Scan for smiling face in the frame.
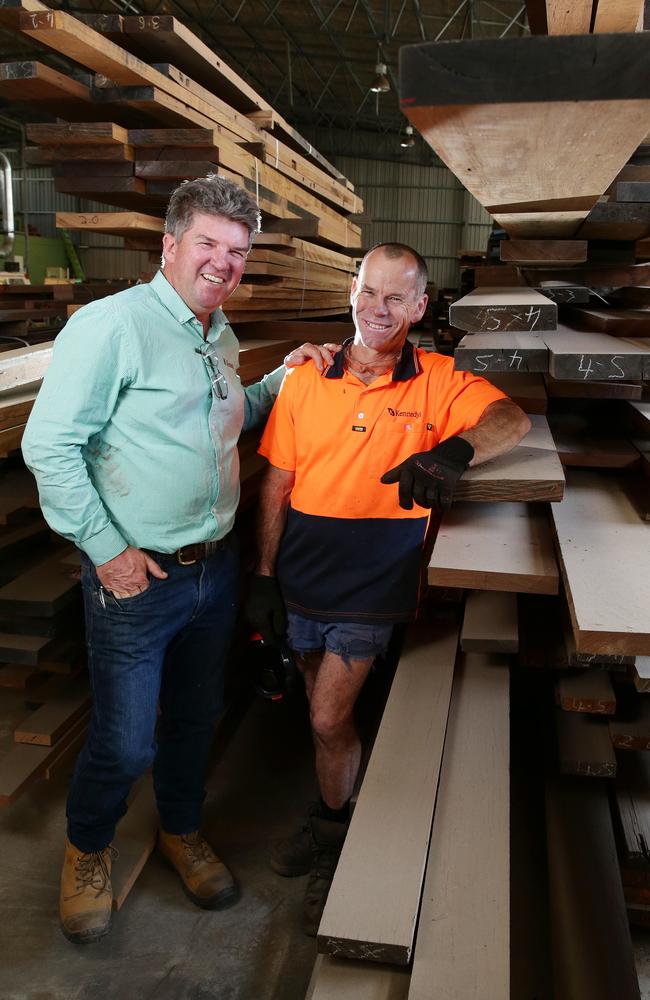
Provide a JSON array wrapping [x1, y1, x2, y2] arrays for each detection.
[[161, 211, 250, 325], [350, 248, 428, 357]]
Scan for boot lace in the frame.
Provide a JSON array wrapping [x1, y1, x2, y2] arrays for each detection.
[[66, 846, 118, 901], [180, 833, 217, 869]]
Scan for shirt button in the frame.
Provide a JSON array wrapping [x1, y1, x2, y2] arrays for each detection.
[[358, 412, 365, 419]]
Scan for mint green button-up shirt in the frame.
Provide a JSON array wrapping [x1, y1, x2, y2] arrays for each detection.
[[22, 271, 284, 565]]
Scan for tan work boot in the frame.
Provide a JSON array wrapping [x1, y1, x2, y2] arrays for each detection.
[[59, 838, 115, 944], [157, 830, 239, 910]]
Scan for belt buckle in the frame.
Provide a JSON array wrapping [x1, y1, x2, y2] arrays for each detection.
[[176, 547, 197, 566]]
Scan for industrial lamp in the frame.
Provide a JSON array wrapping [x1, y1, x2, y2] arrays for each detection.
[[370, 62, 390, 93], [400, 125, 416, 148]]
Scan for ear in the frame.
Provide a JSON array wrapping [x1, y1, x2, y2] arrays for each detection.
[[350, 274, 358, 306], [162, 232, 176, 264], [411, 293, 428, 324]]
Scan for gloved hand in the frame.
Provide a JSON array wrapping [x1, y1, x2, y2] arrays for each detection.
[[245, 573, 287, 647], [380, 435, 475, 511]]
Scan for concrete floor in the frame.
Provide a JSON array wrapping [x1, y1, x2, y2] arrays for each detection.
[[0, 690, 320, 1000]]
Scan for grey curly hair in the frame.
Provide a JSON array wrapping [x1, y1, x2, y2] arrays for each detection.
[[165, 174, 261, 245]]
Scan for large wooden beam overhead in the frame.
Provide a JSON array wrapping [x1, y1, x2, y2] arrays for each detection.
[[400, 34, 650, 238]]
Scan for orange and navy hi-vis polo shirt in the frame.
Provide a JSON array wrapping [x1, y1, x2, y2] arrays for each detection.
[[258, 339, 506, 624]]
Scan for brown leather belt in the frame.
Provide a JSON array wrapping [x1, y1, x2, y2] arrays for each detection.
[[147, 536, 229, 566]]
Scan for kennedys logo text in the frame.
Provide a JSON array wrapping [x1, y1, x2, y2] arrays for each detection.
[[387, 407, 421, 418]]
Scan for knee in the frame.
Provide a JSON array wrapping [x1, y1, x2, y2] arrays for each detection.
[[310, 707, 348, 746], [90, 737, 155, 783]]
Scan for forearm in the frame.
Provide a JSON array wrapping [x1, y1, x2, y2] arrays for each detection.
[[243, 366, 284, 431], [255, 464, 295, 575], [458, 399, 531, 467]]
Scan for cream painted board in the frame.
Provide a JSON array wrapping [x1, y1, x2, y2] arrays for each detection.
[[429, 502, 559, 594], [408, 652, 509, 1000]]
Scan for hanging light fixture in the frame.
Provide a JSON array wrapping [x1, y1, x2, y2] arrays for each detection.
[[400, 125, 416, 148], [370, 61, 390, 93]]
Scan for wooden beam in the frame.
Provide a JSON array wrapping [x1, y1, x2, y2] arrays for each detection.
[[306, 955, 409, 1000], [449, 287, 556, 333], [555, 710, 617, 778], [593, 0, 645, 32], [400, 34, 650, 238], [610, 700, 650, 751], [111, 775, 157, 910], [0, 711, 89, 805], [454, 332, 548, 374], [551, 470, 650, 656], [545, 775, 640, 999], [545, 0, 592, 32], [317, 617, 459, 964], [460, 589, 518, 653], [408, 652, 509, 1000], [14, 677, 90, 746], [500, 239, 588, 265], [0, 342, 53, 392], [543, 326, 650, 381], [483, 372, 548, 414], [455, 413, 565, 503], [56, 211, 164, 239], [557, 670, 616, 715], [428, 502, 559, 594]]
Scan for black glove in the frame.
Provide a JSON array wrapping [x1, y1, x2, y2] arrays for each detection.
[[380, 436, 475, 511], [245, 572, 287, 647]]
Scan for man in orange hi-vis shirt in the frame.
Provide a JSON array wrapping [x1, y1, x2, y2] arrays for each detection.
[[246, 242, 530, 934]]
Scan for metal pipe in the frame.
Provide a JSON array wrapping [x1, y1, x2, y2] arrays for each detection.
[[0, 151, 15, 257]]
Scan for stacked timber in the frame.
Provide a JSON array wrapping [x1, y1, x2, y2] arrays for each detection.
[[342, 21, 650, 1000], [2, 0, 363, 325]]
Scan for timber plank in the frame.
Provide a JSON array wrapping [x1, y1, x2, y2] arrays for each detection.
[[543, 326, 650, 381], [556, 710, 617, 778], [449, 287, 556, 333], [460, 589, 518, 653], [454, 332, 548, 374], [0, 468, 38, 525], [0, 711, 89, 805], [317, 617, 459, 964], [0, 632, 56, 666], [408, 652, 509, 1000], [56, 211, 164, 239], [593, 0, 644, 31], [0, 61, 90, 102], [546, 0, 592, 32], [0, 519, 49, 559], [613, 751, 650, 863], [565, 307, 650, 339], [634, 657, 650, 693], [483, 372, 548, 414], [14, 677, 90, 746], [400, 34, 650, 238], [545, 376, 643, 401], [610, 700, 650, 751], [454, 414, 565, 503], [26, 122, 129, 145], [500, 239, 587, 265], [306, 955, 409, 1000], [0, 342, 53, 391], [551, 470, 650, 656], [0, 552, 79, 616], [546, 775, 640, 1000], [557, 670, 616, 715], [428, 502, 558, 594]]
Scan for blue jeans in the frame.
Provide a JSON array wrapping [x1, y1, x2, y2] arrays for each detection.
[[67, 536, 239, 853], [286, 612, 394, 662]]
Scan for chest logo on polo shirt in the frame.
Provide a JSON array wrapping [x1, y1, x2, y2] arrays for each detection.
[[387, 407, 421, 418]]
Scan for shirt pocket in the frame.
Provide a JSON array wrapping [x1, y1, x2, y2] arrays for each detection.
[[370, 421, 436, 478]]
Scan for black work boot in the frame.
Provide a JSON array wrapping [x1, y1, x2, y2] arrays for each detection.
[[302, 813, 348, 936], [270, 819, 312, 877]]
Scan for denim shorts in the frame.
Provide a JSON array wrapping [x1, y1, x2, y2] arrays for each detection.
[[286, 611, 393, 661]]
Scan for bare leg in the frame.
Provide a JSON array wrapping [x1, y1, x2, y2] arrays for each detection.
[[308, 650, 374, 809]]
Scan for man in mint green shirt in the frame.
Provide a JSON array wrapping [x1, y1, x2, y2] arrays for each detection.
[[22, 175, 337, 944]]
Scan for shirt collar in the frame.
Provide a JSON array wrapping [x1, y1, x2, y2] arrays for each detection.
[[325, 337, 421, 382], [150, 270, 227, 336]]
